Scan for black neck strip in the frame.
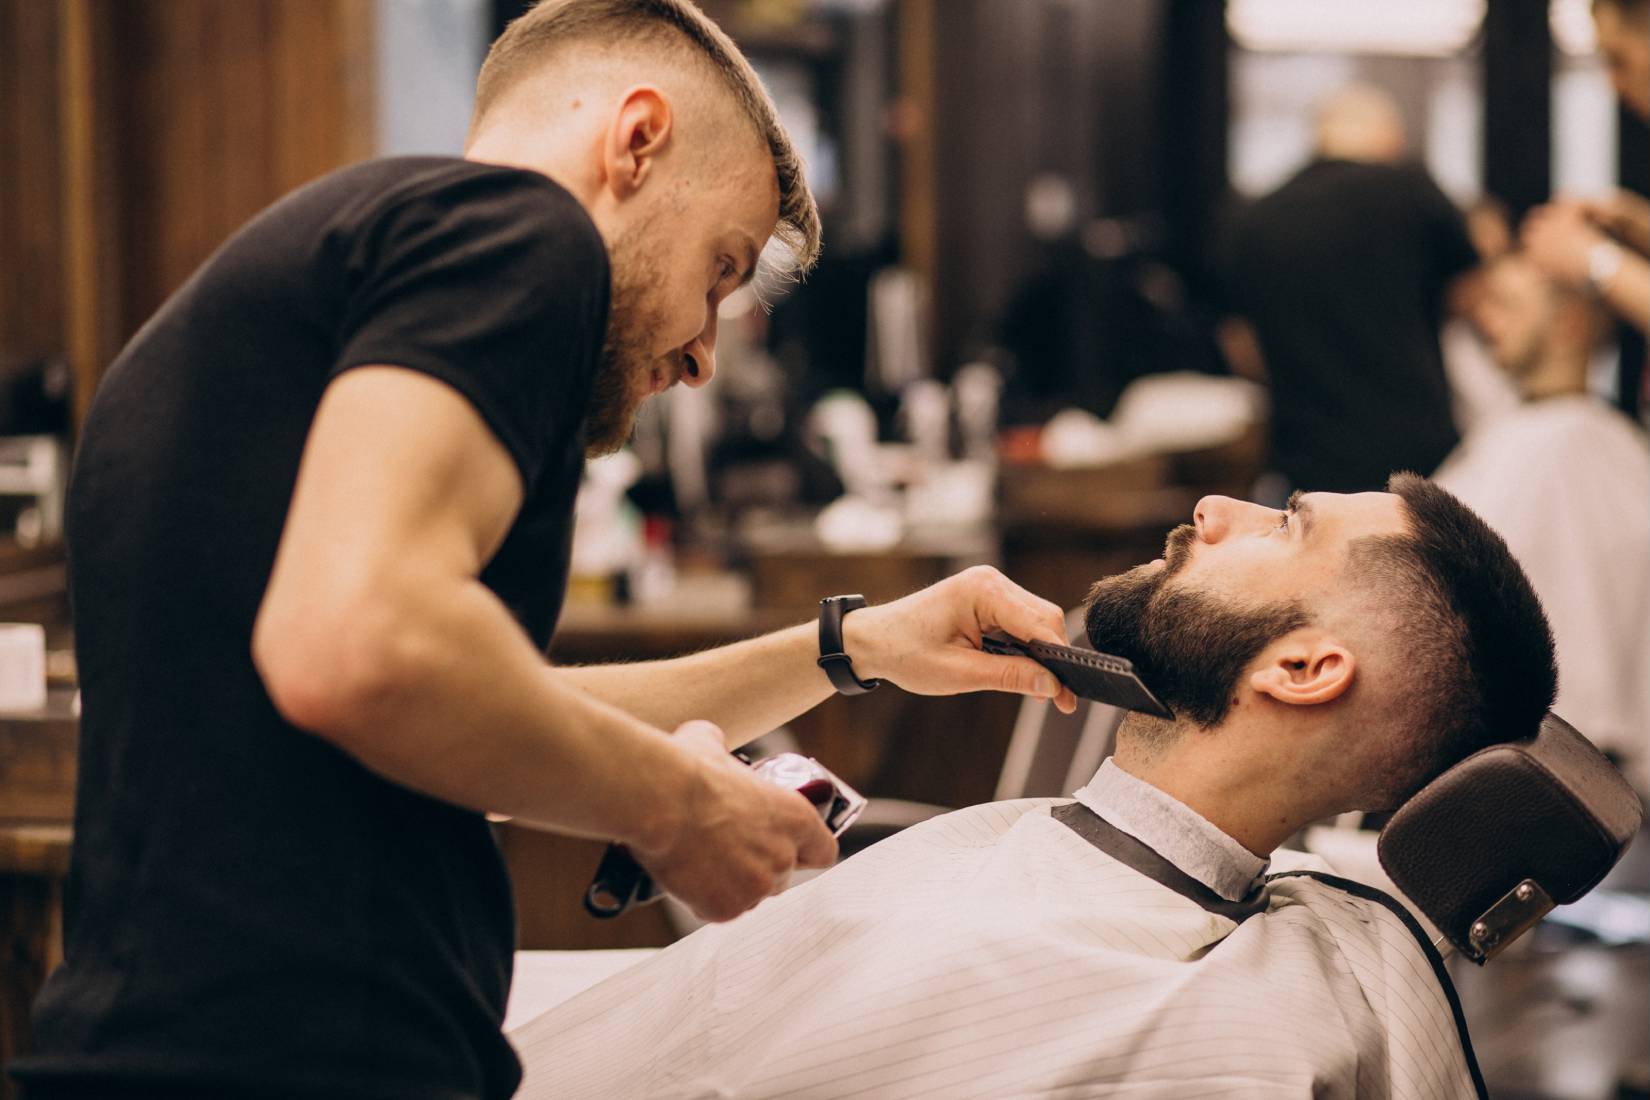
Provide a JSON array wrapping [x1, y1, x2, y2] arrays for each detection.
[[1051, 801, 1269, 921]]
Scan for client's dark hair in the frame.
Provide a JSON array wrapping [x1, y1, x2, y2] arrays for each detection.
[[1352, 473, 1556, 802]]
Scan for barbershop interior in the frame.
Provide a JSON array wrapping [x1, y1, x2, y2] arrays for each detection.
[[1, 0, 1648, 1097]]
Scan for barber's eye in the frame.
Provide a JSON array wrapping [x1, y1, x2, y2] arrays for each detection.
[[718, 258, 736, 283]]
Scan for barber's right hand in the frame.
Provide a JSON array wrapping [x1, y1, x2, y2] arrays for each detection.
[[630, 720, 839, 923], [1581, 190, 1650, 255]]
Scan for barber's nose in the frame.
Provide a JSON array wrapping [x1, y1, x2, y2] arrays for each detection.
[[1194, 495, 1273, 543], [681, 312, 718, 389]]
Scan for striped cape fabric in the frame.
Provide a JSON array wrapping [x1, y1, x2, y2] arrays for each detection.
[[514, 798, 1483, 1099]]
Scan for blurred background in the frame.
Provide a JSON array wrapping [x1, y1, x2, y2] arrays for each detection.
[[0, 2, 1646, 1097]]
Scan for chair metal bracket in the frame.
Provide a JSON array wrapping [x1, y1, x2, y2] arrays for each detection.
[[1466, 878, 1554, 962]]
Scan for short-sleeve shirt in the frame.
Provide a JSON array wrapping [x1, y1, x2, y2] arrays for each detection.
[[1225, 159, 1480, 492], [13, 157, 611, 1099]]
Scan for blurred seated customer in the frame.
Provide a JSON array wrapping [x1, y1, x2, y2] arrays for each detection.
[[1436, 252, 1649, 793], [514, 476, 1554, 1100], [1443, 195, 1522, 433], [1222, 85, 1478, 493]]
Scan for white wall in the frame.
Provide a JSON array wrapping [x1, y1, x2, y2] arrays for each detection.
[[376, 0, 490, 157]]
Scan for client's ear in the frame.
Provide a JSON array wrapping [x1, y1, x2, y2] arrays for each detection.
[[1249, 629, 1355, 707]]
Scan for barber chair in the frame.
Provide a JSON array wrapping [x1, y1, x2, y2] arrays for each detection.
[[1378, 711, 1644, 963]]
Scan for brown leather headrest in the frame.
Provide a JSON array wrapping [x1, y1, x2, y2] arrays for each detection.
[[1377, 711, 1644, 963]]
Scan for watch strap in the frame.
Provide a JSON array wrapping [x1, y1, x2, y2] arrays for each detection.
[[1588, 240, 1625, 294], [818, 595, 881, 695]]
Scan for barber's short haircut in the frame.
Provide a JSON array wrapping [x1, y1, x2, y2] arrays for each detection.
[[1351, 473, 1557, 803], [473, 0, 821, 273]]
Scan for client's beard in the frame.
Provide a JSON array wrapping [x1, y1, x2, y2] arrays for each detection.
[[585, 219, 671, 458], [1084, 527, 1307, 729]]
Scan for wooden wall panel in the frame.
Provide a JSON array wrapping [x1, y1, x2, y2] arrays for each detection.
[[115, 0, 376, 335], [0, 1, 66, 366], [58, 0, 125, 427], [52, 0, 376, 417], [896, 0, 935, 314]]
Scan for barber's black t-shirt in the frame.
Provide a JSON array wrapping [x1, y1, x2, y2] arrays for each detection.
[[13, 158, 610, 1098], [1225, 159, 1479, 492]]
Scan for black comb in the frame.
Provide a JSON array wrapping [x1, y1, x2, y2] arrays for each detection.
[[981, 634, 1173, 719]]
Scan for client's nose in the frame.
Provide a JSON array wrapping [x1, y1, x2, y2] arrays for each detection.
[[1193, 495, 1237, 542], [1194, 495, 1275, 543]]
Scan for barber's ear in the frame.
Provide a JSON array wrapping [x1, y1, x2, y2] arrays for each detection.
[[1248, 631, 1355, 707], [603, 86, 672, 198]]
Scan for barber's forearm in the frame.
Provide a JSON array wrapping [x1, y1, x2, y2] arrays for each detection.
[[555, 568, 1078, 741], [556, 622, 838, 748], [256, 578, 694, 853], [1603, 254, 1650, 333]]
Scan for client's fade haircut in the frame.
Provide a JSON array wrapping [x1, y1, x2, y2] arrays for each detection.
[[1355, 473, 1557, 802], [472, 0, 822, 273]]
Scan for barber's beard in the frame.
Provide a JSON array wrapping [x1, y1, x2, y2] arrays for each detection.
[[1083, 528, 1307, 729], [585, 219, 674, 458]]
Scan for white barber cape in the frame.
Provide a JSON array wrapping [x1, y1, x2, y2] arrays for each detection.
[[514, 766, 1482, 1100], [1435, 394, 1650, 795]]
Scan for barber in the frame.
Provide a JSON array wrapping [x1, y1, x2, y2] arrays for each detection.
[[12, 3, 1073, 1099], [1522, 0, 1650, 334]]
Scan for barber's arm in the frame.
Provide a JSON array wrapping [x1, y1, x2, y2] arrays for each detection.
[[253, 366, 835, 921], [556, 566, 1079, 747], [1524, 199, 1650, 333], [1582, 189, 1650, 257]]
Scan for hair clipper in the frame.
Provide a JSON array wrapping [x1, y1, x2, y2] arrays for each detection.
[[584, 752, 866, 919]]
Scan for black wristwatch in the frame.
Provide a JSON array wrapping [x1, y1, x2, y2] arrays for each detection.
[[817, 595, 881, 695]]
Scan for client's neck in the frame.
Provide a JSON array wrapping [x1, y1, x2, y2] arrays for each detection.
[[1517, 351, 1589, 402], [1111, 717, 1320, 858]]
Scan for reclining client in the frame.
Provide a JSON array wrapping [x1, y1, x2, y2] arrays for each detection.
[[514, 473, 1556, 1100]]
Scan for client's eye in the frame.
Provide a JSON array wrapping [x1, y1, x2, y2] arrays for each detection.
[[1275, 511, 1291, 531]]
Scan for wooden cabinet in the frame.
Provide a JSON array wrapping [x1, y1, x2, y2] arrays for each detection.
[[0, 692, 76, 1096]]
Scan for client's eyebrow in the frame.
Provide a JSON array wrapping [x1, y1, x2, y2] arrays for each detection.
[[1286, 490, 1316, 542]]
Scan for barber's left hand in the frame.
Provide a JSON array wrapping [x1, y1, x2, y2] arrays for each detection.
[[840, 565, 1078, 713]]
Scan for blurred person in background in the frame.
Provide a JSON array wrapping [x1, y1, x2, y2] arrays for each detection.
[[1594, 0, 1650, 121], [1464, 194, 1517, 263], [1522, 0, 1650, 334], [1442, 195, 1522, 434], [1435, 252, 1649, 794], [1524, 193, 1650, 335], [1221, 85, 1479, 494]]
